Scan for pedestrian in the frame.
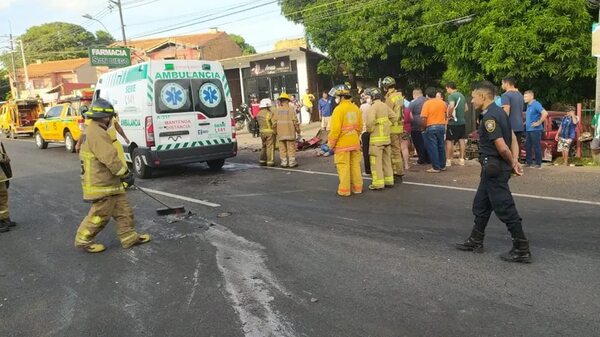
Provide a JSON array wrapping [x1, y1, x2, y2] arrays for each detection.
[[360, 90, 372, 175], [272, 93, 301, 168], [326, 84, 363, 197], [290, 94, 301, 123], [591, 110, 600, 164], [501, 77, 525, 144], [301, 89, 315, 123], [364, 87, 394, 190], [420, 87, 448, 173], [456, 81, 531, 263], [250, 94, 260, 118], [318, 90, 333, 131], [523, 90, 548, 168], [445, 82, 468, 167], [74, 98, 151, 253], [555, 106, 578, 166], [382, 76, 405, 180], [257, 98, 276, 167], [0, 143, 15, 233], [408, 88, 430, 165], [400, 90, 412, 171]]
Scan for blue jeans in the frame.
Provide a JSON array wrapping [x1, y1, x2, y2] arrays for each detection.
[[525, 130, 542, 166], [424, 125, 447, 170]]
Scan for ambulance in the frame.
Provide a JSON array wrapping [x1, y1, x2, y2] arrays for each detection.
[[93, 60, 237, 178]]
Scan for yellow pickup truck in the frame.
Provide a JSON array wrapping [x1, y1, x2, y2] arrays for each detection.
[[0, 99, 43, 138], [33, 103, 85, 152]]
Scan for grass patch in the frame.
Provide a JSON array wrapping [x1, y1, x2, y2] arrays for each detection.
[[553, 156, 599, 166]]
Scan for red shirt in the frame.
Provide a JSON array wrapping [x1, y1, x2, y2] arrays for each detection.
[[250, 103, 260, 118]]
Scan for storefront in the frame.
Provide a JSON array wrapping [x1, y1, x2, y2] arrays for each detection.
[[220, 47, 328, 121]]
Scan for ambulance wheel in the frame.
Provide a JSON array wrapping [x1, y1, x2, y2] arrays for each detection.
[[207, 159, 225, 170], [65, 132, 76, 153], [132, 148, 152, 179], [35, 131, 48, 149]]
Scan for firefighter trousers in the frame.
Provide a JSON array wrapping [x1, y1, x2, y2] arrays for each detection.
[[75, 193, 142, 249], [0, 182, 9, 220], [260, 133, 275, 166], [369, 144, 393, 189], [334, 150, 363, 196], [390, 134, 404, 176], [278, 140, 297, 166]]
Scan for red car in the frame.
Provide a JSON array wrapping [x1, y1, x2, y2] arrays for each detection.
[[467, 111, 569, 162]]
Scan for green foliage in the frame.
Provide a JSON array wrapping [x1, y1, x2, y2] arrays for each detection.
[[0, 68, 10, 100], [279, 0, 597, 103], [229, 34, 257, 55], [0, 22, 116, 71]]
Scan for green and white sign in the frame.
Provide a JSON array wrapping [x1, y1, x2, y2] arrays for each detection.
[[88, 47, 131, 68]]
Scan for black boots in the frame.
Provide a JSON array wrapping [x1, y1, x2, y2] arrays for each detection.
[[500, 238, 532, 264], [456, 229, 485, 252], [0, 219, 9, 233]]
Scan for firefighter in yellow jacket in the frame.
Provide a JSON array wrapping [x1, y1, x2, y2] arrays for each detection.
[[74, 98, 150, 253], [272, 93, 300, 168], [0, 144, 16, 233], [365, 88, 395, 190], [326, 84, 363, 197], [257, 98, 276, 166], [382, 76, 405, 180]]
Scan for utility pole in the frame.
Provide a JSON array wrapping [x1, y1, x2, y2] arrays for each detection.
[[110, 0, 127, 46], [8, 30, 19, 99], [18, 40, 31, 98]]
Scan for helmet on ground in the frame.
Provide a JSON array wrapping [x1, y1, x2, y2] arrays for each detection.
[[85, 98, 115, 119], [259, 98, 273, 108], [381, 76, 396, 89], [332, 84, 351, 97], [278, 93, 291, 101], [364, 87, 383, 100]]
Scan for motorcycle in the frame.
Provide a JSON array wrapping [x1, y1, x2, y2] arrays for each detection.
[[234, 103, 259, 136]]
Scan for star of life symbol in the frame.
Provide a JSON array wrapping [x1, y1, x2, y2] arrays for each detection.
[[199, 82, 221, 108], [161, 83, 186, 109]]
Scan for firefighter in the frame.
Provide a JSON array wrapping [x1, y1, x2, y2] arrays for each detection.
[[0, 145, 15, 233], [272, 93, 300, 168], [327, 84, 363, 197], [257, 98, 276, 166], [382, 76, 405, 180], [74, 98, 150, 253], [364, 88, 395, 190]]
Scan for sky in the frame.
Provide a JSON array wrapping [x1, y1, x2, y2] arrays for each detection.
[[0, 0, 305, 52]]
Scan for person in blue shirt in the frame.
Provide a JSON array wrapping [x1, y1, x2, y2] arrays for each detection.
[[555, 106, 578, 166], [318, 91, 334, 131], [523, 90, 548, 168]]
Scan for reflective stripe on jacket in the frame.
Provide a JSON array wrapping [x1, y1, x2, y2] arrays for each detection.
[[385, 91, 404, 134], [366, 100, 395, 146], [80, 121, 128, 201], [327, 100, 362, 152], [257, 108, 274, 134]]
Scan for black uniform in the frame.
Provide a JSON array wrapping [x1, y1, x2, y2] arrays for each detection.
[[472, 103, 524, 238]]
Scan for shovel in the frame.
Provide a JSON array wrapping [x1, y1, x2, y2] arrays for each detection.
[[132, 184, 186, 216]]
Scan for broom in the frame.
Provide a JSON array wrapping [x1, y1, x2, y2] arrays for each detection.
[[132, 184, 186, 216]]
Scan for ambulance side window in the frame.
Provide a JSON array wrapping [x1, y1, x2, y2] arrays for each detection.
[[155, 80, 193, 114]]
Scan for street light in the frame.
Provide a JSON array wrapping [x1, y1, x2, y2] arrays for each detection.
[[82, 14, 110, 33]]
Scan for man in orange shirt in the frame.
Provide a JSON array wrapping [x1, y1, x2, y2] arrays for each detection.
[[420, 87, 448, 172]]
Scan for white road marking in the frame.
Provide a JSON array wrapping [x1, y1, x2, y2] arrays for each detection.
[[140, 187, 221, 208], [205, 223, 296, 337], [235, 163, 600, 207], [228, 189, 308, 198]]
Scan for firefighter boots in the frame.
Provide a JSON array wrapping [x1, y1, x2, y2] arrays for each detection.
[[0, 219, 9, 233]]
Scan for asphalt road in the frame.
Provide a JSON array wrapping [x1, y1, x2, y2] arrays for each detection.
[[0, 138, 599, 337]]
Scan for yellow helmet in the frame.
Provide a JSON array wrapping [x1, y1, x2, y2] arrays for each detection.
[[278, 93, 291, 101]]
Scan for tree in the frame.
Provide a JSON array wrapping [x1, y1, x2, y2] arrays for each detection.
[[279, 0, 597, 103], [0, 22, 116, 70], [229, 34, 257, 55], [0, 68, 10, 100]]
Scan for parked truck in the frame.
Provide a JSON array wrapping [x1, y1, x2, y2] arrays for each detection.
[[0, 99, 43, 138]]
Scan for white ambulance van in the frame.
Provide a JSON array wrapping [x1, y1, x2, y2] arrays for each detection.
[[94, 60, 237, 178]]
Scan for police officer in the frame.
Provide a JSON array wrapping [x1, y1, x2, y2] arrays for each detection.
[[382, 76, 404, 180], [74, 98, 151, 253], [456, 81, 531, 263]]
